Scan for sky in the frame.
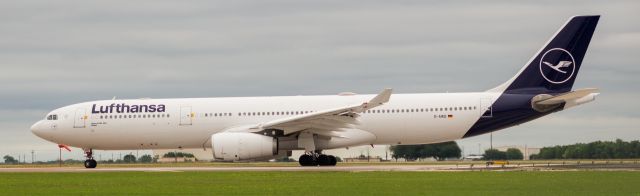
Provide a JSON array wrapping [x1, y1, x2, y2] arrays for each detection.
[[1, 0, 639, 161]]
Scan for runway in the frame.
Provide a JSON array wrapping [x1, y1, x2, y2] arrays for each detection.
[[2, 162, 638, 172], [0, 164, 491, 172]]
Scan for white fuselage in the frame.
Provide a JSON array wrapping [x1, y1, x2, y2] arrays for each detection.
[[31, 92, 498, 150]]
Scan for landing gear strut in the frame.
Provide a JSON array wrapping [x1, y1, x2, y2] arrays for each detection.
[[299, 151, 337, 166], [83, 148, 97, 168]]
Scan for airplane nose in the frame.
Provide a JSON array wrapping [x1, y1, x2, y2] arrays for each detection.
[[31, 120, 60, 143], [31, 121, 41, 134], [30, 120, 47, 138]]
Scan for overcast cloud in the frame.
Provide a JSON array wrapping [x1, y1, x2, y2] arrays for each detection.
[[1, 0, 638, 161]]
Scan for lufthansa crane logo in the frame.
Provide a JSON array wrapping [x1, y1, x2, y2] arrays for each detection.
[[539, 48, 576, 84]]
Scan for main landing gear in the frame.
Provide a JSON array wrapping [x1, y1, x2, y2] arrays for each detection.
[[83, 148, 97, 168], [299, 152, 337, 166]]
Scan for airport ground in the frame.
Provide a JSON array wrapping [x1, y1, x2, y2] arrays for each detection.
[[0, 161, 639, 195], [2, 159, 640, 170], [0, 170, 639, 195]]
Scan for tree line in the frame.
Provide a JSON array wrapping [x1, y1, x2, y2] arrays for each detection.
[[162, 152, 195, 158], [390, 141, 461, 161], [390, 142, 528, 161], [2, 154, 155, 164], [531, 139, 640, 160], [483, 148, 523, 160]]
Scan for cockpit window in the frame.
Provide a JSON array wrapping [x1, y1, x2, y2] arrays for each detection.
[[46, 114, 58, 121]]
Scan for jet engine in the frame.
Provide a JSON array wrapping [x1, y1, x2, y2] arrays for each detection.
[[211, 132, 278, 161]]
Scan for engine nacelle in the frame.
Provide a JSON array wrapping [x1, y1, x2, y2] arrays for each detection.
[[211, 132, 278, 161]]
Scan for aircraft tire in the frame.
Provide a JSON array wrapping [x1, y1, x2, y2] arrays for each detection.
[[317, 154, 331, 166], [84, 159, 97, 168], [328, 155, 337, 166], [299, 154, 315, 166]]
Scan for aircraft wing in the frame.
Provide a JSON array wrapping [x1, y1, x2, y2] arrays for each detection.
[[248, 88, 392, 135], [535, 88, 599, 105]]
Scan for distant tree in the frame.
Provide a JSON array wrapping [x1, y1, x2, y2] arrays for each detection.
[[185, 153, 195, 158], [433, 142, 462, 161], [505, 148, 524, 160], [3, 155, 18, 164], [390, 145, 419, 161], [537, 145, 565, 159], [534, 139, 640, 160], [123, 154, 136, 163], [483, 149, 506, 160], [163, 152, 195, 158], [163, 152, 176, 158], [138, 154, 153, 163], [419, 144, 438, 160], [391, 141, 462, 161]]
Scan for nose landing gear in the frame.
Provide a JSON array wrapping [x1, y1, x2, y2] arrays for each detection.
[[83, 148, 97, 168]]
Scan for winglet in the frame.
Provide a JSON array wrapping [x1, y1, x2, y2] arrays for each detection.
[[367, 88, 392, 107]]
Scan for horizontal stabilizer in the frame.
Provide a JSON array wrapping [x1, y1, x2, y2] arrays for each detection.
[[535, 88, 599, 105]]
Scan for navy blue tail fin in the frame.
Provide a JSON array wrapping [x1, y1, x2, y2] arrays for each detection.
[[490, 15, 600, 94]]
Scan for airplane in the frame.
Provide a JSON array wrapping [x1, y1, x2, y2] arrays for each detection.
[[31, 15, 600, 168]]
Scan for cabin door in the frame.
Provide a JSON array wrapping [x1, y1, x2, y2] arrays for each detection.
[[73, 108, 87, 128], [480, 98, 493, 118], [180, 106, 193, 126]]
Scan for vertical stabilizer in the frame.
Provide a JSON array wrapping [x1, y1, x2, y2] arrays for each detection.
[[489, 15, 599, 94]]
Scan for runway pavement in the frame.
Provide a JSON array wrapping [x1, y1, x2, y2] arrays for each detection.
[[0, 164, 491, 172], [1, 163, 637, 172]]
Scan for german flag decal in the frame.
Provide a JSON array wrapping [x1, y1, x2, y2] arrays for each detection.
[[448, 114, 453, 118]]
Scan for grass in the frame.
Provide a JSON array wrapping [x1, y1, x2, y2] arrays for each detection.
[[0, 171, 639, 195]]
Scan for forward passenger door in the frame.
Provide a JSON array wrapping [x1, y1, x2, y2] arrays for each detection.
[[180, 106, 193, 126]]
